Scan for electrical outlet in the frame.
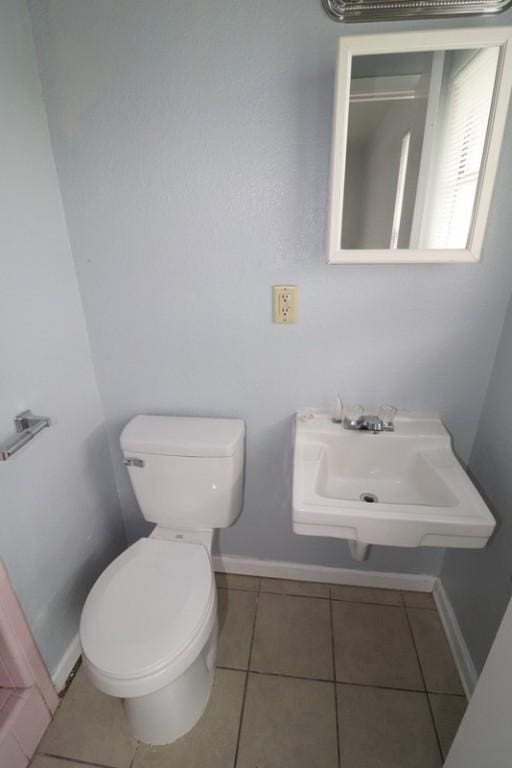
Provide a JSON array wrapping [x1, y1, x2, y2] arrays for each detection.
[[272, 285, 297, 324]]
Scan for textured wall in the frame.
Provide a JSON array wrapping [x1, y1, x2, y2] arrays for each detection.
[[30, 0, 512, 575], [0, 0, 125, 673], [441, 294, 512, 673]]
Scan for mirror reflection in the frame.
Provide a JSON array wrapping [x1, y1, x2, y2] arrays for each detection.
[[342, 49, 500, 250]]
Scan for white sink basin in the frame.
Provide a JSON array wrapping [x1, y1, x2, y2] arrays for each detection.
[[293, 412, 495, 548]]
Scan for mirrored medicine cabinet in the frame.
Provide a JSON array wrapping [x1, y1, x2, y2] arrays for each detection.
[[327, 29, 512, 264]]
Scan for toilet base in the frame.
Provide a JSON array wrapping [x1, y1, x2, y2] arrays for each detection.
[[123, 623, 217, 745]]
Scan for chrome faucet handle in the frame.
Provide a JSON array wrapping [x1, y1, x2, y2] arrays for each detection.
[[332, 395, 344, 424], [377, 404, 397, 430], [343, 403, 364, 428]]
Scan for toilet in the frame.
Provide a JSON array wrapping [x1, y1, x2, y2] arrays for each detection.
[[79, 415, 245, 745]]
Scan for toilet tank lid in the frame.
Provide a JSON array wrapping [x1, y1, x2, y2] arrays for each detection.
[[121, 415, 245, 458]]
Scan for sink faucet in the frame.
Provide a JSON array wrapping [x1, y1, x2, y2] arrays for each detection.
[[345, 413, 394, 433], [333, 396, 396, 433]]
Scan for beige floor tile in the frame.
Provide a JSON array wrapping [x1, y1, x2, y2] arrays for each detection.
[[215, 572, 260, 591], [338, 684, 442, 768], [31, 758, 97, 768], [237, 673, 338, 768], [250, 593, 333, 679], [132, 668, 245, 768], [38, 666, 136, 768], [429, 694, 467, 758], [217, 588, 258, 669], [332, 602, 423, 689], [261, 577, 329, 598], [402, 591, 436, 609], [330, 584, 402, 605], [408, 608, 464, 694]]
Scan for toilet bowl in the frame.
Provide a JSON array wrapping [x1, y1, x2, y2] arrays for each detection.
[[79, 415, 245, 745]]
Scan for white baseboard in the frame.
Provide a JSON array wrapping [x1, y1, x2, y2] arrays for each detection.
[[212, 554, 436, 592], [51, 633, 81, 693], [433, 578, 478, 698]]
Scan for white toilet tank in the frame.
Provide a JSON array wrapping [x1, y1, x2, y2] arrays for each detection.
[[120, 415, 245, 530]]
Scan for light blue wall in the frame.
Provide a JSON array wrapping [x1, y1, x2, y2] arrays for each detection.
[[441, 293, 512, 673], [0, 0, 126, 673], [30, 0, 512, 575]]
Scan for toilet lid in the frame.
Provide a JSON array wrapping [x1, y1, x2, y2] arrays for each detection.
[[80, 538, 213, 680]]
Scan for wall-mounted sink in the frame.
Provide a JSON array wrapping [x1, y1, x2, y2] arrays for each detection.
[[293, 412, 495, 549]]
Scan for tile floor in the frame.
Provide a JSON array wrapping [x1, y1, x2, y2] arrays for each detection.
[[31, 575, 467, 768]]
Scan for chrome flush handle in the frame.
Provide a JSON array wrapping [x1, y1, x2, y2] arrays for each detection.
[[123, 457, 145, 468]]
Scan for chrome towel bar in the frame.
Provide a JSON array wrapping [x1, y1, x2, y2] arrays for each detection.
[[0, 410, 51, 461]]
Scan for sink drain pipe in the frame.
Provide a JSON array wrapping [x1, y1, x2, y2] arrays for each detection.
[[348, 540, 371, 561]]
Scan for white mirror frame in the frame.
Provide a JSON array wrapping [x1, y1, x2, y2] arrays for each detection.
[[327, 28, 512, 264]]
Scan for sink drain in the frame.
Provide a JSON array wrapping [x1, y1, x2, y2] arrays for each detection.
[[360, 492, 379, 503]]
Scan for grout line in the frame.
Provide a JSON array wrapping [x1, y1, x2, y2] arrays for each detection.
[[128, 743, 140, 768], [403, 603, 445, 763], [262, 590, 330, 600], [329, 588, 342, 768], [401, 589, 438, 612], [246, 668, 333, 684], [36, 753, 114, 768], [218, 579, 435, 603], [218, 583, 438, 612], [219, 585, 330, 601], [335, 681, 467, 697], [401, 603, 426, 693], [331, 597, 403, 608], [220, 585, 416, 609], [231, 576, 261, 767], [427, 691, 467, 699], [216, 664, 464, 697]]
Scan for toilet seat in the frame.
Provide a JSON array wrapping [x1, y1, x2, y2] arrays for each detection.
[[80, 538, 216, 698]]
